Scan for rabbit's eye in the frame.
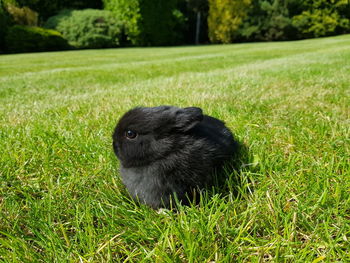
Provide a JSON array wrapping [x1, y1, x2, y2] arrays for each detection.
[[125, 130, 137, 139]]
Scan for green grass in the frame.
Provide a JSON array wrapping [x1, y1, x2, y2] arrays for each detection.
[[0, 35, 349, 262]]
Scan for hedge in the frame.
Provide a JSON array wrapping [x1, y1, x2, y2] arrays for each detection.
[[5, 25, 70, 53]]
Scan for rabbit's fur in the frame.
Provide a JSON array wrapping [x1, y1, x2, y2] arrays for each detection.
[[112, 106, 236, 208]]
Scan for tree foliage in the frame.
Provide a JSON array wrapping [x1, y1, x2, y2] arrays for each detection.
[[292, 0, 350, 38], [15, 0, 102, 20], [103, 0, 140, 45], [208, 0, 251, 43], [209, 0, 350, 43], [2, 0, 350, 52], [5, 3, 38, 25], [237, 0, 301, 41], [0, 0, 11, 51], [104, 0, 186, 46], [138, 0, 185, 46]]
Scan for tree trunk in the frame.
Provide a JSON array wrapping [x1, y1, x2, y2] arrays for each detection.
[[195, 11, 201, 44]]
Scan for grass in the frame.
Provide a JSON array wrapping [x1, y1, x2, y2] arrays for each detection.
[[0, 35, 349, 262]]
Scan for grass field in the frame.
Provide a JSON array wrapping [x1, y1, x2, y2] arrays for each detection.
[[0, 35, 349, 262]]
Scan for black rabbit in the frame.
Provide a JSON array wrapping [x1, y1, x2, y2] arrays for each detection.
[[112, 106, 237, 209]]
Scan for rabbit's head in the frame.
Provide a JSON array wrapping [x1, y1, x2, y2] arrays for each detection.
[[112, 106, 203, 168]]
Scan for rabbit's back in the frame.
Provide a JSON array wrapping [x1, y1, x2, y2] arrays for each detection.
[[191, 115, 236, 161]]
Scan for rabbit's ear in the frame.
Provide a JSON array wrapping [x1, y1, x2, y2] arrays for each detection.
[[175, 107, 203, 132]]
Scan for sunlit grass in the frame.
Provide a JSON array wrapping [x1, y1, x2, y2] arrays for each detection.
[[0, 35, 349, 262]]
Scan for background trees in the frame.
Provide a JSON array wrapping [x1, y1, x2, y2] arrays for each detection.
[[237, 0, 302, 42], [136, 0, 186, 46], [186, 0, 208, 44], [1, 0, 350, 53], [0, 0, 11, 51], [104, 0, 186, 46], [208, 0, 350, 43], [208, 0, 251, 43], [15, 0, 102, 20], [292, 0, 350, 38], [102, 0, 140, 45]]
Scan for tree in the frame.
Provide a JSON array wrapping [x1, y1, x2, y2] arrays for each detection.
[[15, 0, 102, 20], [208, 0, 251, 43], [104, 0, 186, 46], [103, 0, 140, 45], [138, 0, 185, 46], [0, 0, 12, 51], [237, 0, 302, 41], [292, 0, 350, 38]]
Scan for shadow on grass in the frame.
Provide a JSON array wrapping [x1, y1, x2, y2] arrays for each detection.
[[219, 140, 254, 196]]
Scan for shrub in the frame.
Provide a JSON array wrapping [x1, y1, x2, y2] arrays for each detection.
[[5, 25, 70, 53], [45, 9, 123, 49], [1, 0, 40, 53]]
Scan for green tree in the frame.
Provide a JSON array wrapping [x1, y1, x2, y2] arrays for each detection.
[[15, 0, 102, 20], [103, 0, 140, 45], [138, 0, 185, 45], [208, 0, 251, 43], [104, 0, 186, 46], [0, 0, 11, 51], [238, 0, 302, 41], [292, 0, 350, 38]]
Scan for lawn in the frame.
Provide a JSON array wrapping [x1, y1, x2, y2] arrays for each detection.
[[0, 35, 349, 262]]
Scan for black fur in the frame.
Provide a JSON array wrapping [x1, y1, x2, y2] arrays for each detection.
[[112, 106, 237, 209]]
